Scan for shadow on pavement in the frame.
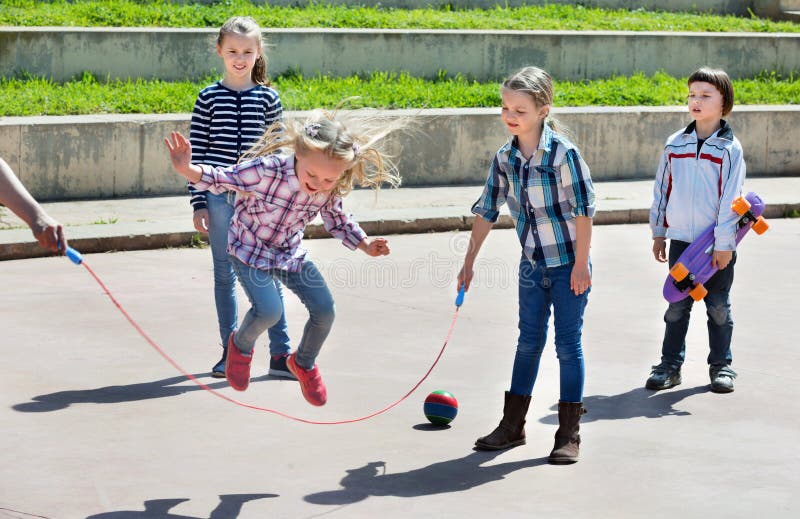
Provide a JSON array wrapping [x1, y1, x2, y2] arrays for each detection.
[[305, 450, 547, 505], [412, 423, 452, 431], [83, 494, 277, 519], [12, 372, 296, 413], [11, 374, 233, 412], [538, 385, 711, 425]]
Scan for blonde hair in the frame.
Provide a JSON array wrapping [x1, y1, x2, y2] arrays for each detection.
[[502, 66, 564, 133], [217, 16, 270, 86], [242, 108, 404, 197]]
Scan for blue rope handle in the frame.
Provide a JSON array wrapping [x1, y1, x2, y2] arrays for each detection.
[[455, 286, 465, 307]]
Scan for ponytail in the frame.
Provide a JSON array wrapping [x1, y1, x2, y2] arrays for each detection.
[[252, 53, 270, 86], [545, 115, 574, 143]]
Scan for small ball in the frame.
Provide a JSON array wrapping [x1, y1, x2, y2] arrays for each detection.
[[424, 390, 458, 426]]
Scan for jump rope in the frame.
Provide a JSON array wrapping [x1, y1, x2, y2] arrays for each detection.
[[62, 246, 466, 425]]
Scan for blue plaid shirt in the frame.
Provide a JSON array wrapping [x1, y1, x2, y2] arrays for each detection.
[[472, 125, 596, 268]]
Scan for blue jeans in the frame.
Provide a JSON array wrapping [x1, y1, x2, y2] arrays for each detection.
[[509, 257, 590, 403], [230, 257, 335, 370], [206, 191, 290, 356], [660, 240, 735, 368]]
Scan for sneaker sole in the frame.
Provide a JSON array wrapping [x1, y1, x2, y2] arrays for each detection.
[[211, 371, 226, 379], [645, 378, 682, 391], [710, 384, 734, 393]]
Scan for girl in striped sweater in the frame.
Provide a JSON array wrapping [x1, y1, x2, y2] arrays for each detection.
[[188, 17, 292, 380]]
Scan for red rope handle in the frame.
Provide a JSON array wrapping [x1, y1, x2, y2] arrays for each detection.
[[79, 261, 460, 424]]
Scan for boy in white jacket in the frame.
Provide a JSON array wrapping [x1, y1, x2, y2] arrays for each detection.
[[647, 67, 745, 393]]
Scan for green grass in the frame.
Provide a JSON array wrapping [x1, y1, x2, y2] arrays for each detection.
[[0, 72, 201, 116], [90, 217, 119, 225], [1, 71, 797, 116], [1, 0, 798, 31]]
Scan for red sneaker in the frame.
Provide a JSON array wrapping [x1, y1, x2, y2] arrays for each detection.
[[287, 353, 327, 406], [224, 333, 253, 392]]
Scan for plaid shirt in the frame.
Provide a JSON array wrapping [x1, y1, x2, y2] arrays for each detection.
[[472, 125, 596, 268], [195, 153, 367, 272]]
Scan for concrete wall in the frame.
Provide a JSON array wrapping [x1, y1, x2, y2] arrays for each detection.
[[0, 114, 190, 201], [1, 107, 797, 201], [176, 1, 760, 17], [2, 28, 799, 83]]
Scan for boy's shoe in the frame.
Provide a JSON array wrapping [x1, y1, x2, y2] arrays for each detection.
[[211, 347, 227, 378], [224, 333, 253, 392], [286, 353, 327, 406], [645, 363, 682, 390], [268, 354, 297, 380], [710, 365, 737, 393]]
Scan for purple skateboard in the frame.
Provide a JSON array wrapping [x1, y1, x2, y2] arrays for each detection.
[[663, 191, 768, 303]]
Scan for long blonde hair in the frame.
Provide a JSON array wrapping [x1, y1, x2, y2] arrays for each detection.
[[217, 16, 270, 87], [242, 108, 404, 197]]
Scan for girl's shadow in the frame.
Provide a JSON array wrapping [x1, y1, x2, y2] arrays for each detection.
[[538, 385, 710, 425], [305, 450, 547, 505], [12, 373, 281, 413], [84, 493, 276, 519]]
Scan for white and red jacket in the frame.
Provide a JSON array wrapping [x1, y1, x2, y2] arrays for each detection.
[[650, 120, 746, 251]]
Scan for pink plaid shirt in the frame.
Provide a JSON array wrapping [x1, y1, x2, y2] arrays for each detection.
[[194, 153, 367, 272]]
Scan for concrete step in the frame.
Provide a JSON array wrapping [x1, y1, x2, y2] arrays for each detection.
[[3, 27, 799, 83], [3, 107, 799, 202], [782, 10, 800, 21]]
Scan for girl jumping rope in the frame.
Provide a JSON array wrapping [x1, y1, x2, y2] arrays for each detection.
[[187, 16, 291, 379], [166, 109, 403, 406], [457, 67, 596, 464]]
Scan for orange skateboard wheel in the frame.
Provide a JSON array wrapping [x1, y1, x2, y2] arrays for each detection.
[[752, 216, 769, 235], [731, 196, 751, 216], [669, 262, 689, 282], [689, 283, 708, 301]]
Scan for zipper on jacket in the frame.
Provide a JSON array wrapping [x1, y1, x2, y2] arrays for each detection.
[[691, 158, 696, 238]]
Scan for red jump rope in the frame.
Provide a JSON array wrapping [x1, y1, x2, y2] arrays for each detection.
[[63, 247, 465, 424]]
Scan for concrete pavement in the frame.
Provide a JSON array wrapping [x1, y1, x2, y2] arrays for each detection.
[[2, 176, 800, 261], [1, 211, 799, 517]]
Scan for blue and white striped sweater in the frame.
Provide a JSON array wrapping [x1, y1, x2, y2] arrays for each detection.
[[188, 81, 283, 210]]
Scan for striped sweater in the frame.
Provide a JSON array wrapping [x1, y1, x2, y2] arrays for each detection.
[[188, 81, 283, 210]]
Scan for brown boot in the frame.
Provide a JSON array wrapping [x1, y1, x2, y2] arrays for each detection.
[[548, 401, 587, 464], [474, 391, 531, 451]]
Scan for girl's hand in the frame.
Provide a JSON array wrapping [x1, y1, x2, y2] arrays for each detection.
[[193, 208, 209, 234], [712, 249, 733, 270], [32, 213, 65, 254], [570, 263, 591, 296], [652, 237, 667, 263], [457, 264, 474, 292], [362, 237, 390, 257], [164, 132, 196, 179]]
